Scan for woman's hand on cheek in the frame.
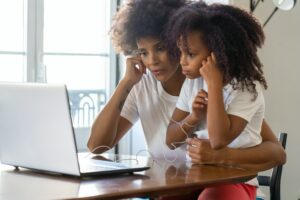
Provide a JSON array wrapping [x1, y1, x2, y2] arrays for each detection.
[[199, 52, 223, 88], [124, 56, 146, 86]]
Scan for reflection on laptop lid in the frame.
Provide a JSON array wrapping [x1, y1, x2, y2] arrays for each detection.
[[0, 82, 149, 176]]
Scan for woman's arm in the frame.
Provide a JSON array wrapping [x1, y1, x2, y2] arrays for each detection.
[[186, 120, 286, 171], [87, 79, 134, 153], [87, 57, 146, 154]]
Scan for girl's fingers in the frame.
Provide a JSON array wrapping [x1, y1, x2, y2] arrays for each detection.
[[197, 89, 208, 96], [193, 104, 205, 109], [193, 97, 207, 105], [198, 91, 208, 99], [195, 93, 208, 103]]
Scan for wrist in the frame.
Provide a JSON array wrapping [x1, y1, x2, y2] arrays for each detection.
[[208, 81, 223, 92], [217, 147, 233, 166], [120, 78, 135, 89], [188, 113, 202, 126]]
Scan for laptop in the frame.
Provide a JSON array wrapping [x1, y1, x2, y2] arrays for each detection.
[[0, 82, 150, 176]]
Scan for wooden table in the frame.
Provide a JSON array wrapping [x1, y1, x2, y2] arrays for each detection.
[[0, 156, 257, 200]]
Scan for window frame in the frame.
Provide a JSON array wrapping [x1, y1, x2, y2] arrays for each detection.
[[0, 0, 119, 152], [26, 0, 118, 89]]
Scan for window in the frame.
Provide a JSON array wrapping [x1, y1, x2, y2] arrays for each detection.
[[0, 0, 26, 82], [0, 0, 117, 152]]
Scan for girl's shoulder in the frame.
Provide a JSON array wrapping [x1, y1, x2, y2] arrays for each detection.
[[182, 77, 204, 90], [224, 80, 265, 103], [226, 80, 264, 92], [254, 81, 264, 93]]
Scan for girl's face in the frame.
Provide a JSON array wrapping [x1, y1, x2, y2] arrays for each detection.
[[178, 31, 210, 79], [136, 36, 179, 82]]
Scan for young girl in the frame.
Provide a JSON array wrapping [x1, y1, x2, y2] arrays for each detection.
[[166, 2, 268, 199]]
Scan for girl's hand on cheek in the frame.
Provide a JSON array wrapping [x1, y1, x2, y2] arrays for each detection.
[[199, 52, 223, 88]]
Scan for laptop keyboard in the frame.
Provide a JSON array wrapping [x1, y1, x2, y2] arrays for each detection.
[[79, 157, 130, 172]]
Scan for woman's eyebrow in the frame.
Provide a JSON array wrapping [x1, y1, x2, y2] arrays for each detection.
[[136, 48, 145, 52], [136, 41, 164, 53]]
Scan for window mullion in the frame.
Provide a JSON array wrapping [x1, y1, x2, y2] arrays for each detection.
[[26, 0, 37, 82], [109, 0, 118, 96], [36, 0, 45, 82], [26, 0, 44, 82]]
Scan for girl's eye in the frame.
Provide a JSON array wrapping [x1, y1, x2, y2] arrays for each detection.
[[188, 52, 194, 57]]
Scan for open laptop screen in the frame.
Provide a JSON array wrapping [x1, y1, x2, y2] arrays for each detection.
[[0, 83, 149, 176]]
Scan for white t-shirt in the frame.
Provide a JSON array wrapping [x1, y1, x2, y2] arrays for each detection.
[[121, 73, 186, 160], [177, 77, 264, 148], [177, 77, 265, 187]]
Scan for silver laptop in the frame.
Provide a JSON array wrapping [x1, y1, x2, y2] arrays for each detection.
[[0, 82, 149, 176]]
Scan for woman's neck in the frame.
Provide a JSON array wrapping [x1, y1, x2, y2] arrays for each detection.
[[161, 68, 185, 96]]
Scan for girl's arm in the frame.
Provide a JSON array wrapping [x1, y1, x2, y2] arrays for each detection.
[[87, 57, 146, 154], [200, 53, 247, 149], [207, 85, 248, 149], [186, 120, 286, 171], [166, 89, 207, 149], [166, 108, 190, 149]]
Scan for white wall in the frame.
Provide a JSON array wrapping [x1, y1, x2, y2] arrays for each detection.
[[233, 1, 300, 199]]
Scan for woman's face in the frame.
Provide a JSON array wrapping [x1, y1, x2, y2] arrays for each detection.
[[178, 31, 210, 79], [136, 36, 179, 82]]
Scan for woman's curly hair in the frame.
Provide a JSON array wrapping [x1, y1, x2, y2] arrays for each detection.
[[110, 0, 188, 55], [165, 1, 267, 97]]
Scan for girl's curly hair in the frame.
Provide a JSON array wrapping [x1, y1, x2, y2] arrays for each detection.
[[110, 0, 188, 55], [165, 1, 267, 97]]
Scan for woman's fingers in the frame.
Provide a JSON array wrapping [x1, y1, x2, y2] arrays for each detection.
[[211, 52, 217, 63], [127, 58, 146, 73]]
